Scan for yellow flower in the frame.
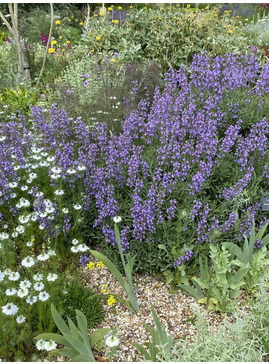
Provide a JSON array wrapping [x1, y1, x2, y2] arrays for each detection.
[[224, 25, 227, 28], [66, 40, 70, 44], [96, 36, 101, 41], [48, 48, 55, 54], [90, 49, 94, 53], [107, 295, 116, 306], [97, 261, 104, 269], [51, 40, 57, 45], [81, 50, 85, 53], [61, 48, 65, 52], [114, 20, 119, 25], [101, 284, 108, 293], [205, 6, 209, 10], [55, 20, 61, 25], [86, 262, 95, 270], [79, 21, 84, 26], [129, 5, 133, 9], [59, 36, 63, 39], [111, 58, 116, 62], [88, 32, 93, 36], [108, 7, 112, 11], [236, 15, 240, 19], [187, 4, 191, 8], [235, 26, 238, 29], [176, 4, 180, 7], [55, 27, 58, 30], [94, 14, 98, 17], [126, 13, 129, 16], [100, 11, 104, 16], [118, 6, 122, 11], [31, 237, 35, 243], [228, 29, 233, 34], [216, 20, 219, 23]]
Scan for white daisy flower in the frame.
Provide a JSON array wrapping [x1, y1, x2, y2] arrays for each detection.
[[47, 273, 58, 282], [105, 335, 119, 348], [21, 185, 29, 191], [5, 288, 17, 296], [38, 291, 50, 301], [113, 216, 122, 223], [74, 204, 82, 210], [39, 224, 45, 230], [9, 182, 18, 188], [33, 282, 44, 291], [67, 168, 76, 174], [62, 208, 69, 214], [77, 244, 89, 252], [21, 256, 35, 268], [19, 280, 31, 289], [15, 225, 25, 234], [55, 189, 64, 196], [51, 166, 61, 173], [12, 232, 19, 238], [72, 239, 79, 245], [26, 295, 37, 305], [47, 156, 55, 162], [29, 172, 37, 179], [37, 252, 49, 261], [2, 303, 19, 315], [71, 246, 79, 253], [0, 232, 9, 240], [26, 241, 33, 247], [16, 315, 26, 324], [51, 174, 61, 180], [9, 271, 20, 281], [0, 271, 5, 282], [33, 273, 43, 281], [36, 339, 47, 350], [45, 340, 57, 351], [17, 287, 29, 298], [47, 249, 56, 256]]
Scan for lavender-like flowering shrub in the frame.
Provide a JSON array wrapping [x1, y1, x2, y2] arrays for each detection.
[[0, 53, 269, 278]]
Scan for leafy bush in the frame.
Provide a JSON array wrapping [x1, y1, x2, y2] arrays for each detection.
[[81, 5, 253, 71]]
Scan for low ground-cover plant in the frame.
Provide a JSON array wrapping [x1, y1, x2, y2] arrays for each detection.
[[158, 287, 268, 362]]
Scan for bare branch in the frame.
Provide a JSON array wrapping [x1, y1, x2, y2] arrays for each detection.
[[0, 10, 15, 36]]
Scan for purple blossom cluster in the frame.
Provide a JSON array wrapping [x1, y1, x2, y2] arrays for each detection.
[[1, 53, 268, 268], [173, 249, 193, 268]]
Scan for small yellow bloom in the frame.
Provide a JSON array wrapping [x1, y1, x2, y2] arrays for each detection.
[[216, 20, 219, 23], [187, 4, 191, 8], [114, 20, 119, 25], [101, 284, 108, 293], [66, 40, 70, 44], [86, 262, 95, 270], [176, 4, 180, 7], [143, 7, 147, 9], [228, 29, 233, 34], [31, 237, 35, 243], [108, 7, 112, 11], [55, 20, 61, 25], [224, 25, 227, 28], [107, 295, 116, 306], [236, 15, 240, 19], [205, 6, 209, 10], [126, 13, 129, 16], [61, 48, 65, 52], [118, 6, 122, 11], [48, 48, 55, 54], [96, 36, 101, 41], [81, 50, 85, 53], [59, 36, 63, 39], [94, 14, 98, 17], [129, 5, 133, 9], [56, 27, 58, 30], [90, 49, 94, 53], [79, 21, 84, 26], [88, 32, 93, 36], [100, 11, 104, 16], [97, 261, 104, 269], [111, 58, 116, 63], [51, 40, 57, 45], [235, 26, 238, 29]]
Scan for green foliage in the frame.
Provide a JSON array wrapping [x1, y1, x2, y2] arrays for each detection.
[[90, 222, 140, 313], [57, 277, 104, 329], [223, 220, 269, 294], [0, 86, 38, 115], [160, 292, 268, 362], [179, 246, 249, 312], [35, 303, 110, 362], [81, 5, 254, 72], [132, 304, 173, 361]]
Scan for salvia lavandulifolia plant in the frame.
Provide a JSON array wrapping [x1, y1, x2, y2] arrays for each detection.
[[0, 53, 269, 281]]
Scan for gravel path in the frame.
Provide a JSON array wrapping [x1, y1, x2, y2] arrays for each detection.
[[79, 259, 251, 362]]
